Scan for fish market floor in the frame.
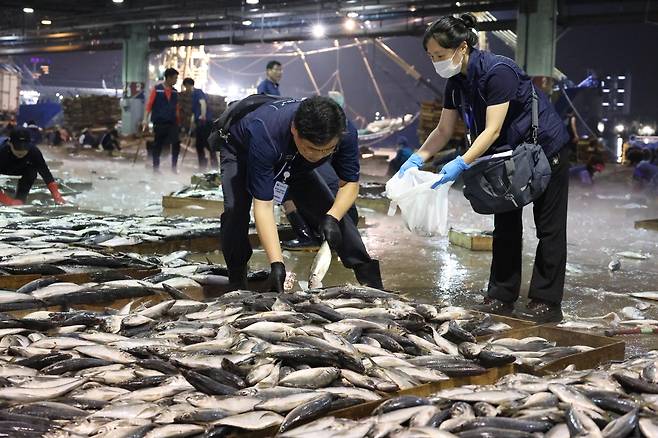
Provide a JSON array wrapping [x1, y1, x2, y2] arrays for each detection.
[[41, 145, 658, 356]]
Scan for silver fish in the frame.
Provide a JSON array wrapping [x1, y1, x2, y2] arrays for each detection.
[[309, 241, 331, 289]]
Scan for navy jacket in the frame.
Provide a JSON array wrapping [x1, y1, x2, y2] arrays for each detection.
[[229, 99, 359, 201], [150, 83, 178, 125], [256, 79, 280, 96], [445, 48, 568, 157]]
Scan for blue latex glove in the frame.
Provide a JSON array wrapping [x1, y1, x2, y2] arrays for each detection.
[[397, 152, 424, 178], [431, 156, 470, 188]]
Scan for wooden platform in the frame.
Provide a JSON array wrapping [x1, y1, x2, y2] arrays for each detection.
[[0, 267, 160, 291], [487, 325, 625, 375], [635, 218, 658, 232], [105, 227, 297, 255], [162, 195, 224, 218], [449, 228, 493, 251]]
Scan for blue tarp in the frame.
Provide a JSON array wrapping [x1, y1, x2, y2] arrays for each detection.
[[17, 103, 62, 128]]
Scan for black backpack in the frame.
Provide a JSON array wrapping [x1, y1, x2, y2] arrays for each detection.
[[212, 93, 283, 141]]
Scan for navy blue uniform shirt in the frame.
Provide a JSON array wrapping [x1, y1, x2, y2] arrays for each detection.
[[229, 99, 359, 201], [191, 88, 212, 122], [443, 48, 568, 157], [256, 79, 280, 96]]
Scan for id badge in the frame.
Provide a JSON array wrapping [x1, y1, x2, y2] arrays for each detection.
[[273, 181, 289, 204]]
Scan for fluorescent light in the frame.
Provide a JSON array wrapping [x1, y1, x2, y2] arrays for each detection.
[[618, 75, 626, 80], [112, 0, 124, 3], [246, 0, 259, 4], [347, 12, 358, 18], [23, 7, 34, 13], [343, 18, 356, 31], [242, 19, 252, 26], [41, 19, 52, 25], [312, 23, 326, 38]]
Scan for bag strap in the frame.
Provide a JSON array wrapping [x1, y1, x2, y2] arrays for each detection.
[[530, 85, 539, 145], [459, 81, 540, 146], [457, 88, 472, 147]]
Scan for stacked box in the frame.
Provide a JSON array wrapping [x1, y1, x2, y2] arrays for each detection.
[[62, 96, 121, 131], [179, 92, 226, 130], [417, 100, 466, 144]]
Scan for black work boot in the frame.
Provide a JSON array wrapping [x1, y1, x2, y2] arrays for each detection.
[[282, 210, 320, 251], [227, 266, 248, 291], [524, 299, 563, 323], [353, 260, 384, 290], [473, 296, 515, 316]]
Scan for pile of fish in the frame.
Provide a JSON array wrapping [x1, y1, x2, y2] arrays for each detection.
[[169, 186, 224, 201], [189, 171, 221, 190], [0, 285, 528, 436], [0, 243, 155, 277], [282, 351, 658, 437], [0, 211, 222, 248]]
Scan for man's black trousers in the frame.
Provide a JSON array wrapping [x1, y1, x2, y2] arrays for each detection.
[[152, 123, 180, 170], [487, 146, 570, 306], [219, 139, 374, 278], [194, 122, 217, 169]]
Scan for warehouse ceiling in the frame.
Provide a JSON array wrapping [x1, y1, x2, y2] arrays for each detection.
[[0, 0, 656, 54]]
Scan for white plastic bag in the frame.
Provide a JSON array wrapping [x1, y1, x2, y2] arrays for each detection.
[[385, 168, 453, 236]]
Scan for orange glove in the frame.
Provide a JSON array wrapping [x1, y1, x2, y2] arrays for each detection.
[[47, 182, 65, 205], [0, 191, 23, 206]]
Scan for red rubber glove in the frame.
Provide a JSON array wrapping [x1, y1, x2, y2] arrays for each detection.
[[47, 182, 65, 205], [0, 191, 23, 206]]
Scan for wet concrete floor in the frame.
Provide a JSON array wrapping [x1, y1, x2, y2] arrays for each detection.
[[39, 144, 658, 356]]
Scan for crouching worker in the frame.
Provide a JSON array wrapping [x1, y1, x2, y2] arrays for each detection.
[[213, 95, 383, 292], [0, 128, 65, 206]]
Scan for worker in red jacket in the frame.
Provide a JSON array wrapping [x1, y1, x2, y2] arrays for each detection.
[[142, 68, 181, 173], [0, 128, 65, 206]]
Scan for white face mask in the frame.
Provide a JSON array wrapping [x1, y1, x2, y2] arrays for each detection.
[[433, 49, 463, 78]]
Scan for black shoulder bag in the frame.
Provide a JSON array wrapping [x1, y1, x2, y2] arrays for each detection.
[[460, 86, 552, 214]]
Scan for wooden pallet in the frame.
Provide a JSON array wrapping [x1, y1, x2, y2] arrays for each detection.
[[105, 227, 297, 255], [486, 325, 625, 375], [449, 228, 493, 251], [0, 267, 160, 291], [635, 218, 658, 232]]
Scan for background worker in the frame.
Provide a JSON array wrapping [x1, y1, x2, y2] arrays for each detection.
[[400, 14, 569, 323], [142, 67, 181, 173], [564, 108, 580, 161], [256, 60, 282, 96], [218, 95, 382, 292], [100, 127, 121, 155], [569, 154, 605, 185], [182, 77, 216, 169], [387, 135, 415, 176], [0, 128, 65, 206]]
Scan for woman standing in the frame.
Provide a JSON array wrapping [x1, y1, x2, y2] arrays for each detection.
[[399, 14, 570, 322]]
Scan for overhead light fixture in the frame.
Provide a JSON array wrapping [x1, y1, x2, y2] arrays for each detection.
[[23, 7, 34, 13], [456, 1, 462, 6], [112, 0, 124, 3], [347, 12, 358, 18], [312, 23, 326, 38], [343, 18, 356, 31], [242, 19, 252, 26], [409, 6, 417, 12], [246, 0, 259, 4], [41, 19, 52, 25]]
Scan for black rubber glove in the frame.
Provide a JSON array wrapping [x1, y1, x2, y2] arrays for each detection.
[[269, 261, 286, 293], [320, 214, 342, 251]]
